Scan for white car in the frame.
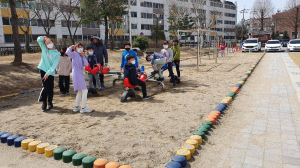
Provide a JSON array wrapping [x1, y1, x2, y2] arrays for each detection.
[[265, 40, 282, 52], [288, 39, 300, 52], [242, 38, 261, 52]]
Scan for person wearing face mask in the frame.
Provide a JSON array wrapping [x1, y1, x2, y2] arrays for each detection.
[[160, 41, 175, 87], [124, 54, 152, 100], [120, 42, 139, 71], [56, 47, 72, 95], [37, 36, 60, 111], [86, 46, 101, 90], [90, 35, 108, 90], [170, 39, 181, 84], [66, 43, 93, 113]]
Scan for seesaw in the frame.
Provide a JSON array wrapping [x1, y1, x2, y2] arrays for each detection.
[[85, 64, 166, 90]]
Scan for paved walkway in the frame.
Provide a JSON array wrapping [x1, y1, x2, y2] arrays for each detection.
[[190, 53, 300, 168]]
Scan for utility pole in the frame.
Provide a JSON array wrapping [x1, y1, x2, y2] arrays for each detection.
[[240, 6, 249, 41], [295, 7, 299, 39], [128, 0, 132, 45]]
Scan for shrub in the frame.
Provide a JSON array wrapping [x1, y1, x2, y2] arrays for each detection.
[[132, 35, 149, 50]]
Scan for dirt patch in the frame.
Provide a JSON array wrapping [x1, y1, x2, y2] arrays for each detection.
[[0, 51, 263, 168], [289, 53, 300, 67]]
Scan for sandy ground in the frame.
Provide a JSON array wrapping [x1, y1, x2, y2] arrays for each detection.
[[289, 52, 300, 68], [0, 49, 263, 168]]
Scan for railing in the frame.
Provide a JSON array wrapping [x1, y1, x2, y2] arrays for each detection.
[[0, 46, 41, 56]]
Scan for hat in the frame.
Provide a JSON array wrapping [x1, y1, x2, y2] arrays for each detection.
[[91, 34, 102, 41], [163, 41, 169, 45]]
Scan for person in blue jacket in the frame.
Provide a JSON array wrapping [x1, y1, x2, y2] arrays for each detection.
[[120, 42, 139, 71], [90, 35, 108, 90]]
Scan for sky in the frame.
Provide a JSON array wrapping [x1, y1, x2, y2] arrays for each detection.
[[236, 0, 288, 22]]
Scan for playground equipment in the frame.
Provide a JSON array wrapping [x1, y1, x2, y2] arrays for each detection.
[[177, 29, 218, 71], [120, 67, 167, 103]]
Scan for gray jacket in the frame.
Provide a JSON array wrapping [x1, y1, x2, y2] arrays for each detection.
[[160, 48, 173, 63]]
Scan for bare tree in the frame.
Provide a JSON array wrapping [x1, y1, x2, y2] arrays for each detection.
[[251, 0, 274, 31], [0, 0, 23, 64], [29, 0, 61, 37], [57, 0, 82, 44], [285, 0, 300, 39]]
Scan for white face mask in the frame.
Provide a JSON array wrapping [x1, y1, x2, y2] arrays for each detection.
[[88, 52, 93, 55], [77, 48, 83, 53], [163, 45, 168, 49], [131, 60, 136, 65], [47, 43, 54, 49]]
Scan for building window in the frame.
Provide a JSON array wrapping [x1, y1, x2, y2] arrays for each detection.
[[224, 20, 235, 25], [210, 2, 223, 8], [224, 13, 236, 18], [292, 32, 298, 37], [140, 1, 152, 7], [31, 19, 37, 26], [2, 17, 10, 25], [61, 20, 68, 27], [72, 21, 77, 28], [279, 20, 283, 24], [4, 34, 13, 43], [131, 12, 137, 18], [130, 0, 136, 6], [225, 4, 236, 10], [153, 3, 164, 9], [131, 24, 137, 29]]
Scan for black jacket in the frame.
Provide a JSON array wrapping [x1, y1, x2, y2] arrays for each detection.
[[124, 63, 138, 86], [90, 40, 108, 64]]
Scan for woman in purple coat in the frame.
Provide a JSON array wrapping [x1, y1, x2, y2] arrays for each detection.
[[66, 43, 93, 113]]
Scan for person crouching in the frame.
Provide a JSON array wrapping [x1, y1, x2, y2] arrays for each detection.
[[124, 55, 152, 101], [145, 53, 166, 81]]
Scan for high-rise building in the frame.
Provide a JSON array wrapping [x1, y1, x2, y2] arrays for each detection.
[[0, 0, 237, 47]]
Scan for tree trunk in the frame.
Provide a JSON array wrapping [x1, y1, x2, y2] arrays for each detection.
[[261, 10, 264, 31], [104, 17, 109, 47], [110, 21, 115, 50], [25, 32, 30, 53], [9, 0, 22, 64], [67, 25, 75, 45]]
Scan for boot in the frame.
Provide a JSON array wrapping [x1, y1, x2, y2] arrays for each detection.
[[42, 102, 47, 111], [177, 77, 180, 84]]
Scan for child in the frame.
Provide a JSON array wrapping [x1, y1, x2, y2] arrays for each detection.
[[146, 53, 166, 81], [37, 36, 60, 111], [221, 43, 226, 57], [66, 43, 93, 113], [86, 46, 101, 90], [56, 47, 72, 95], [161, 41, 176, 87], [120, 42, 139, 71], [124, 54, 152, 100], [170, 39, 181, 84]]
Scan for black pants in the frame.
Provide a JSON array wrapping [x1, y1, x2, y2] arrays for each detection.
[[174, 60, 180, 77], [137, 79, 147, 98], [93, 62, 104, 85], [39, 70, 54, 103], [59, 75, 70, 93], [167, 62, 175, 83]]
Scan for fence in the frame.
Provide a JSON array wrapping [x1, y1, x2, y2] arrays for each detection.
[[0, 46, 41, 56]]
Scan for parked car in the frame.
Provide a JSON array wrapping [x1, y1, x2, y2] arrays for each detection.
[[288, 39, 300, 52], [242, 38, 261, 52], [265, 40, 282, 52], [280, 39, 290, 47]]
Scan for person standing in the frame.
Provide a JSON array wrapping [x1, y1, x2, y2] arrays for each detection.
[[86, 46, 102, 90], [37, 36, 60, 111], [56, 47, 72, 95], [66, 44, 93, 113], [90, 35, 108, 90], [221, 43, 226, 57], [161, 41, 175, 87], [120, 42, 139, 71], [171, 39, 181, 84]]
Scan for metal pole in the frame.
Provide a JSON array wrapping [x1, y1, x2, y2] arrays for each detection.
[[216, 35, 218, 63], [128, 0, 132, 45], [200, 32, 202, 64], [197, 29, 199, 71], [209, 33, 211, 60]]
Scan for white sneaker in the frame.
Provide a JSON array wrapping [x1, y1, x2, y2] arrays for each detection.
[[73, 106, 81, 112], [80, 107, 93, 113]]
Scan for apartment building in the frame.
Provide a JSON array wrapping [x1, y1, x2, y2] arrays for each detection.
[[0, 0, 237, 47]]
